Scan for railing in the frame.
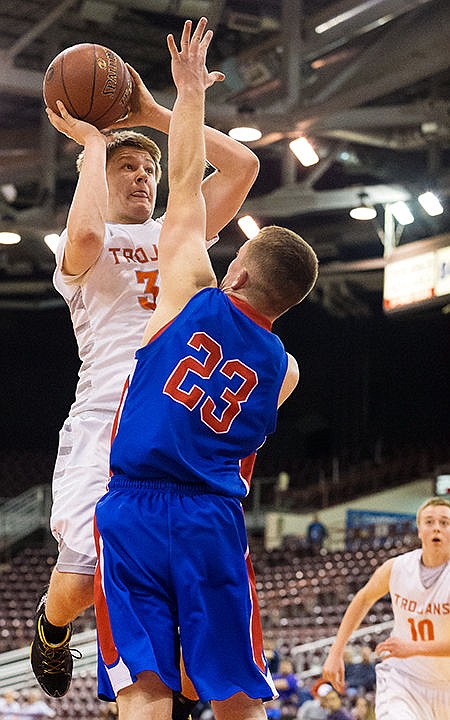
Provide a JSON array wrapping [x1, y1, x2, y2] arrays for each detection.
[[0, 630, 97, 692], [0, 619, 395, 692], [291, 620, 394, 677], [0, 485, 52, 550]]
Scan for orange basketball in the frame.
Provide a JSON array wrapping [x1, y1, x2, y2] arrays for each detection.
[[43, 43, 133, 130]]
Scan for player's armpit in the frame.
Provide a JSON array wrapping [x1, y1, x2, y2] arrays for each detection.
[[278, 353, 299, 407]]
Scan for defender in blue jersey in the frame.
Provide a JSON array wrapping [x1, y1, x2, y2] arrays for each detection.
[[94, 18, 318, 720]]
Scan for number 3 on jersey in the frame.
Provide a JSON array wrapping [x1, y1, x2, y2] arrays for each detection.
[[136, 269, 159, 310], [163, 332, 258, 434]]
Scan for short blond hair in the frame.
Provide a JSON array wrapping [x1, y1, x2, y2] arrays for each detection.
[[416, 496, 450, 524], [76, 129, 162, 182]]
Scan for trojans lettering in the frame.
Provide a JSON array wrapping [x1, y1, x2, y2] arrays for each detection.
[[393, 593, 450, 614], [108, 245, 158, 264]]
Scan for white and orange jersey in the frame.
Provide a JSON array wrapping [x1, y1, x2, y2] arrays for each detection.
[[54, 217, 164, 416], [54, 218, 218, 417], [386, 548, 450, 686]]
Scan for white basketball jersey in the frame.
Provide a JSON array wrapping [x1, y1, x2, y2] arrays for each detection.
[[386, 548, 450, 686], [54, 218, 218, 417], [54, 217, 164, 416]]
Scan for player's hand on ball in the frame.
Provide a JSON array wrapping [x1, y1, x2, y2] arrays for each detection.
[[103, 64, 159, 130], [46, 101, 108, 146], [322, 654, 346, 694]]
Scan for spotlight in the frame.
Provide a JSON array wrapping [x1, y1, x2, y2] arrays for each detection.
[[0, 184, 17, 203], [349, 193, 377, 221], [228, 126, 262, 142], [0, 231, 21, 244], [289, 137, 319, 167], [418, 191, 443, 217], [238, 215, 260, 239], [390, 201, 414, 225], [44, 233, 60, 253]]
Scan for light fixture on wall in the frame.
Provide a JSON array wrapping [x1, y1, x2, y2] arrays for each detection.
[[349, 192, 377, 220]]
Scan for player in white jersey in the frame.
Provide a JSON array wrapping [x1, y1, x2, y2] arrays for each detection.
[[322, 497, 450, 720], [30, 52, 259, 714]]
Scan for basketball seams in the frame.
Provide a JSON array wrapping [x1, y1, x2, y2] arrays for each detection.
[[82, 43, 97, 120], [90, 60, 129, 126], [55, 54, 78, 118]]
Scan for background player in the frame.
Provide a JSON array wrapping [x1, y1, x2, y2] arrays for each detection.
[[322, 497, 450, 719], [30, 25, 259, 714], [94, 16, 318, 720]]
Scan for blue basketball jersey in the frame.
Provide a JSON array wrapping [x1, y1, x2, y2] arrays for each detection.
[[110, 287, 288, 497]]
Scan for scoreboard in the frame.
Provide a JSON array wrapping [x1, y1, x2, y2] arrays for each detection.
[[435, 473, 450, 497], [383, 233, 450, 314]]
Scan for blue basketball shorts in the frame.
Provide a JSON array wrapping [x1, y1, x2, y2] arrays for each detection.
[[94, 477, 276, 703]]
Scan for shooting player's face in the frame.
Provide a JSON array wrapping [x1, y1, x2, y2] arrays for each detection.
[[107, 147, 157, 224]]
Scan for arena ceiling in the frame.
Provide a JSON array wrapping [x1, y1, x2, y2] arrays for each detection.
[[0, 0, 449, 316]]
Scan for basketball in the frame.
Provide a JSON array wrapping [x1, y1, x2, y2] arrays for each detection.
[[43, 43, 133, 130]]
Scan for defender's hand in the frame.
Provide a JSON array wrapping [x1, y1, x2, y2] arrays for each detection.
[[167, 17, 225, 92]]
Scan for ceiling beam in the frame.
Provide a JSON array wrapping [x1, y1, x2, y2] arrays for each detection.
[[241, 183, 411, 218]]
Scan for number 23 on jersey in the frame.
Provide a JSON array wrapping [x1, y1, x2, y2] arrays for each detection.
[[163, 332, 258, 434]]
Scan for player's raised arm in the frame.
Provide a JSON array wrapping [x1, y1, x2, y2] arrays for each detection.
[[110, 63, 259, 241], [142, 18, 224, 340], [46, 104, 109, 276]]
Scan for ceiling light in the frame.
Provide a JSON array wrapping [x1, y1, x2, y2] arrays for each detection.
[[349, 193, 377, 221], [228, 126, 262, 142], [1, 183, 17, 203], [0, 231, 21, 244], [315, 0, 384, 34], [44, 233, 60, 254], [418, 191, 443, 217], [390, 201, 414, 225], [289, 137, 319, 167], [238, 215, 260, 239]]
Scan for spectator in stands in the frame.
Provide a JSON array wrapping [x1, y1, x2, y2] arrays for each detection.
[[322, 496, 450, 720], [343, 646, 376, 694], [349, 695, 375, 720], [320, 688, 352, 720], [297, 680, 329, 719], [19, 689, 56, 719], [272, 658, 300, 706], [0, 689, 21, 719], [265, 638, 281, 674], [306, 514, 328, 554]]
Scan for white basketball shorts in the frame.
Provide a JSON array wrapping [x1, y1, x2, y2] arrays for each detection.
[[376, 662, 450, 720], [51, 412, 113, 574]]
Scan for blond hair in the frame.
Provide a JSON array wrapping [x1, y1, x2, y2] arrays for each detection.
[[244, 225, 318, 316], [416, 496, 450, 524], [76, 130, 162, 182]]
